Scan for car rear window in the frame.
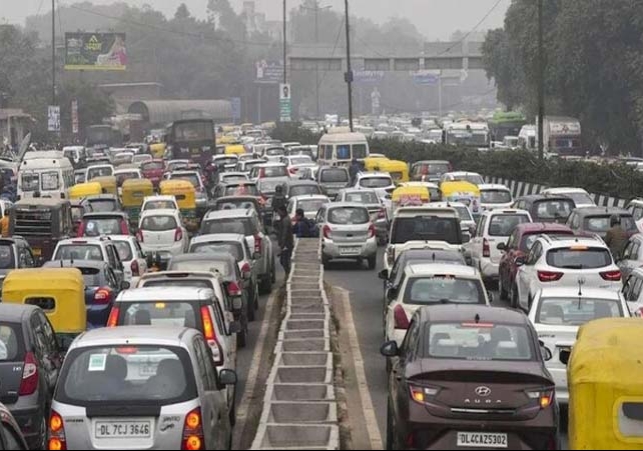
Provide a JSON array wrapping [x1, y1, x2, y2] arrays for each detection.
[[257, 179, 284, 194], [481, 190, 512, 204], [115, 172, 140, 187], [289, 185, 321, 197], [391, 217, 461, 245], [171, 173, 200, 189], [112, 241, 133, 261], [0, 245, 15, 270], [83, 218, 122, 236], [584, 215, 637, 233], [546, 247, 613, 269], [0, 323, 24, 361], [87, 167, 113, 180], [425, 323, 533, 361], [142, 279, 213, 290], [289, 156, 312, 165], [564, 192, 594, 206], [259, 166, 287, 177], [201, 218, 254, 235], [225, 184, 260, 197], [534, 200, 574, 220], [141, 161, 164, 171], [55, 244, 103, 261], [537, 297, 623, 326], [320, 168, 349, 183], [215, 200, 258, 211], [521, 232, 573, 252], [77, 267, 103, 286], [169, 261, 232, 277], [140, 216, 178, 231], [120, 302, 199, 328], [328, 207, 369, 225], [143, 200, 176, 211], [404, 276, 485, 305], [359, 177, 392, 188], [298, 199, 328, 213], [59, 345, 196, 405], [488, 214, 531, 236], [189, 242, 243, 261], [425, 163, 450, 174], [345, 192, 379, 204], [88, 200, 117, 213]]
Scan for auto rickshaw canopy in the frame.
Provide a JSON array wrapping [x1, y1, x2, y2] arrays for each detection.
[[69, 182, 102, 200]]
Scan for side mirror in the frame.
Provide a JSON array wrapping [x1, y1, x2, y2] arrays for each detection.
[[378, 269, 389, 280], [497, 242, 507, 251], [219, 369, 238, 386], [380, 341, 399, 358], [559, 347, 571, 365], [120, 281, 131, 290], [229, 321, 242, 335], [253, 252, 261, 260], [515, 256, 526, 267], [538, 340, 554, 361]]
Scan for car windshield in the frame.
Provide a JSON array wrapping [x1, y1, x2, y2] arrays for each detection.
[[404, 276, 485, 305], [537, 297, 623, 326], [55, 244, 103, 261], [169, 260, 232, 277], [425, 163, 450, 174], [320, 169, 349, 183], [87, 167, 113, 179], [425, 323, 533, 361], [83, 218, 122, 236], [345, 192, 379, 204], [546, 247, 613, 269], [289, 156, 312, 165], [0, 323, 24, 361], [88, 199, 117, 213], [141, 161, 164, 171], [521, 232, 572, 252], [60, 345, 196, 404], [225, 184, 260, 197], [140, 215, 178, 231], [289, 185, 320, 197], [328, 207, 369, 225], [202, 218, 253, 235], [359, 177, 392, 188], [143, 200, 176, 211], [190, 242, 243, 261], [488, 214, 531, 236], [584, 215, 637, 233], [535, 200, 574, 220], [0, 245, 15, 270], [298, 199, 328, 213], [391, 217, 461, 245], [481, 190, 512, 204], [112, 241, 133, 261]]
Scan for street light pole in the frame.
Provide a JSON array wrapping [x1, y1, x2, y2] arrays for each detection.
[[537, 0, 544, 160], [283, 0, 287, 85], [344, 0, 354, 132], [52, 0, 56, 105], [314, 4, 320, 119]]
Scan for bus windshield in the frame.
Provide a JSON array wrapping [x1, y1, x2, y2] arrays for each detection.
[[173, 121, 214, 142]]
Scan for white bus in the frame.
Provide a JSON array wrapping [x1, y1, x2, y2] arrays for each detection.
[[18, 151, 74, 200], [317, 129, 370, 167]]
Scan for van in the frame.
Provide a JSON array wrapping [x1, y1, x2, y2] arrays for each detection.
[[316, 166, 351, 200], [318, 130, 369, 167], [17, 153, 74, 200]]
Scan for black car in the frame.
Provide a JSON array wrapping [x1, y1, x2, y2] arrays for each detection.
[[381, 305, 559, 450], [0, 402, 29, 449], [0, 237, 37, 286], [0, 304, 63, 450], [42, 260, 127, 328], [511, 194, 576, 224]]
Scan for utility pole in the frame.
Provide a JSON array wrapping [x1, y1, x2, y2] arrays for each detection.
[[283, 0, 287, 85], [51, 0, 56, 105], [300, 2, 332, 119], [537, 0, 544, 160], [344, 0, 354, 132]]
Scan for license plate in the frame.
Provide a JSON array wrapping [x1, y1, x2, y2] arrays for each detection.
[[138, 363, 156, 376], [339, 247, 361, 255], [32, 248, 42, 257], [457, 432, 507, 448], [95, 421, 152, 438]]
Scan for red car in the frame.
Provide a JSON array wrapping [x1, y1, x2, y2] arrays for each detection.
[[140, 159, 165, 187], [498, 222, 574, 302]]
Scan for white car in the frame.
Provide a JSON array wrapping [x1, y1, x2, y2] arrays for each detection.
[[528, 287, 630, 405], [283, 155, 317, 178], [109, 235, 148, 284], [514, 235, 623, 311], [440, 171, 485, 185], [384, 263, 491, 347], [137, 209, 188, 256], [219, 172, 249, 184], [287, 194, 330, 221], [430, 201, 476, 234], [626, 199, 643, 232], [141, 195, 179, 213], [85, 163, 114, 181], [541, 187, 595, 208], [468, 209, 532, 281], [354, 172, 395, 200], [479, 183, 513, 211]]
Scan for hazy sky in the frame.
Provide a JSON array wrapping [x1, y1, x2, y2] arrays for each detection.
[[0, 0, 510, 40]]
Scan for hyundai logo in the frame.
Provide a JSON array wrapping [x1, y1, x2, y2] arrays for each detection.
[[475, 386, 491, 397]]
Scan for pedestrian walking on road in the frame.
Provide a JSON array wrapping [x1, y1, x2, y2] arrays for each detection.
[[277, 205, 294, 279], [605, 214, 628, 260]]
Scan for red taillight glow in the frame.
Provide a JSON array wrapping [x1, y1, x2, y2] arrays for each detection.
[[120, 221, 129, 235], [77, 222, 86, 237], [48, 410, 66, 450], [181, 407, 204, 450], [483, 238, 490, 258], [200, 306, 223, 366], [537, 270, 564, 282], [377, 208, 386, 219], [322, 225, 331, 239], [368, 224, 376, 238], [254, 233, 262, 254], [227, 281, 242, 297], [175, 227, 183, 242], [600, 270, 622, 281], [136, 230, 144, 243], [131, 260, 140, 277], [106, 307, 120, 327], [94, 287, 113, 305], [393, 305, 409, 330], [241, 262, 251, 275], [19, 352, 38, 396]]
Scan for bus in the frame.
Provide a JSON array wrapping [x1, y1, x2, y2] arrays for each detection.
[[85, 125, 123, 150], [444, 122, 490, 150], [317, 129, 370, 167], [165, 119, 216, 168]]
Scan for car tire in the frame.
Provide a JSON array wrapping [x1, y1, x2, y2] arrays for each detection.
[[259, 275, 272, 294], [238, 328, 247, 348], [38, 415, 47, 450], [511, 285, 519, 309], [386, 401, 395, 451], [367, 255, 377, 270], [499, 276, 509, 301]]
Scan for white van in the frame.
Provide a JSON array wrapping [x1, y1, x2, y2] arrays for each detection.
[[318, 129, 369, 167], [18, 152, 74, 200]]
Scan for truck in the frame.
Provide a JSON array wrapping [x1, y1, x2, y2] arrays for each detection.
[[539, 116, 582, 156], [488, 111, 527, 141], [165, 119, 216, 168]]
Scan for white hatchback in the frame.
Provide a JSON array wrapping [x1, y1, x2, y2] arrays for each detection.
[[110, 235, 148, 284], [137, 209, 188, 256]]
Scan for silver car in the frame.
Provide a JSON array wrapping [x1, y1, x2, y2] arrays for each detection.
[[49, 326, 237, 450], [337, 188, 389, 244], [316, 202, 378, 269]]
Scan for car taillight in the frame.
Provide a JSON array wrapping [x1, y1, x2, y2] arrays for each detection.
[[254, 233, 262, 254], [409, 384, 440, 404], [483, 238, 490, 258], [19, 351, 38, 396], [322, 225, 331, 239], [120, 221, 129, 235], [526, 388, 554, 409], [600, 270, 622, 281], [241, 262, 251, 275], [181, 407, 205, 450], [106, 306, 120, 327], [94, 287, 113, 305], [136, 230, 144, 243], [200, 306, 223, 366], [131, 260, 140, 277], [377, 208, 386, 219], [289, 167, 297, 174], [175, 227, 183, 242], [227, 281, 242, 297], [394, 305, 409, 330], [421, 165, 429, 176], [48, 410, 67, 450], [537, 270, 564, 282], [77, 222, 85, 237], [368, 223, 376, 238]]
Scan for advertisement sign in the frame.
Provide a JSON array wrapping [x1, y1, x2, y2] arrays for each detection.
[[411, 70, 441, 85], [256, 60, 284, 84], [48, 106, 60, 132], [71, 100, 79, 134], [279, 83, 292, 122], [354, 71, 384, 84], [229, 97, 241, 122], [64, 33, 128, 71]]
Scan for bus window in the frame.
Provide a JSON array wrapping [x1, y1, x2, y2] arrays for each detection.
[[337, 145, 350, 160], [352, 144, 368, 159], [324, 146, 333, 160]]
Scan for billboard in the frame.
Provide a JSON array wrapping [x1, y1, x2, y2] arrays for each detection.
[[65, 33, 127, 71], [256, 60, 284, 84], [47, 106, 60, 132]]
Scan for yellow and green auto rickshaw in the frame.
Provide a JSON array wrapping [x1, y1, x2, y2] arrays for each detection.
[[390, 185, 430, 214], [377, 159, 410, 183], [566, 318, 643, 450], [121, 178, 154, 230], [363, 155, 390, 172], [440, 180, 481, 218], [69, 182, 102, 200], [2, 268, 86, 350], [92, 176, 118, 196], [150, 142, 166, 159], [225, 144, 246, 156], [159, 180, 198, 232]]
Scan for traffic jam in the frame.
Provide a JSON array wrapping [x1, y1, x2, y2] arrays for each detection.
[[0, 118, 640, 450]]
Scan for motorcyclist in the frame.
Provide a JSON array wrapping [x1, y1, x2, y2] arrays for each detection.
[[605, 214, 628, 260]]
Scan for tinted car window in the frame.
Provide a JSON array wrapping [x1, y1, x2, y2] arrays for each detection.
[[546, 247, 612, 269], [488, 214, 531, 236], [566, 192, 594, 205], [55, 244, 103, 261], [289, 185, 321, 197], [345, 192, 379, 204], [320, 168, 349, 183], [359, 177, 392, 188], [141, 215, 178, 231], [584, 215, 637, 233], [0, 245, 15, 270], [391, 217, 461, 245], [404, 276, 485, 305], [328, 207, 369, 225], [534, 199, 574, 220], [201, 218, 253, 235], [0, 324, 24, 361], [87, 167, 113, 179], [215, 200, 258, 211], [76, 266, 104, 287], [112, 241, 133, 261], [190, 242, 243, 260], [87, 200, 118, 213]]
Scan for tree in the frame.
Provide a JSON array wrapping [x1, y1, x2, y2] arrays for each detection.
[[174, 3, 191, 20]]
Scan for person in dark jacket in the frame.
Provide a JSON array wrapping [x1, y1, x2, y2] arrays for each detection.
[[349, 158, 360, 186], [293, 208, 318, 238], [277, 205, 294, 277], [605, 214, 628, 260], [271, 184, 287, 234]]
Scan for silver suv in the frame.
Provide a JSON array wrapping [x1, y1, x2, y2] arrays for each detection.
[[49, 326, 237, 450]]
